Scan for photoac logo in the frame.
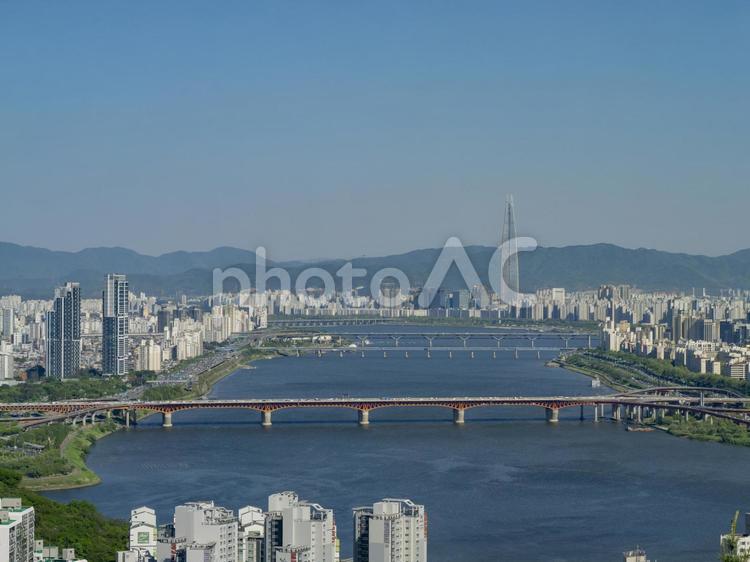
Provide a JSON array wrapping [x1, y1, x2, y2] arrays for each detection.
[[213, 236, 538, 308]]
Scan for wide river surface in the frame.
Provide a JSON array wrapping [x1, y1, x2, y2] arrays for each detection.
[[48, 327, 750, 561]]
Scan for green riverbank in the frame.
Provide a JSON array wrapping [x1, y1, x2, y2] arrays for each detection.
[[560, 351, 750, 447], [8, 346, 272, 492]]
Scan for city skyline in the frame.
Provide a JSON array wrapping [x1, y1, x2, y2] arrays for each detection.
[[2, 2, 749, 259], [2, 3, 750, 562]]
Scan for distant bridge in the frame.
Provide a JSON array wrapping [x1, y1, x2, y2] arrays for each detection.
[[3, 390, 750, 428], [257, 331, 596, 354], [268, 318, 400, 327]]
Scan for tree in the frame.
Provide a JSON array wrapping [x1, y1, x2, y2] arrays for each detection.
[[721, 511, 750, 562]]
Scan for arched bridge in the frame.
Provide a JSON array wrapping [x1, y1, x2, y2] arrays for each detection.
[[3, 392, 750, 428]]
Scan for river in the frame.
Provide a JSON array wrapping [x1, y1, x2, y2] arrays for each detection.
[[47, 327, 750, 561]]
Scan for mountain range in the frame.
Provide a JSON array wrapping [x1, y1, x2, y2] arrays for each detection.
[[1, 241, 749, 298]]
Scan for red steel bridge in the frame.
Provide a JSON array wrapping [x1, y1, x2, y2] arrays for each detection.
[[2, 388, 750, 428]]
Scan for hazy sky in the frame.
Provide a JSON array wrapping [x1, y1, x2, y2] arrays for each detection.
[[1, 1, 748, 260]]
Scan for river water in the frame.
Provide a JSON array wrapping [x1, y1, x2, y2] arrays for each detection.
[[47, 327, 750, 561]]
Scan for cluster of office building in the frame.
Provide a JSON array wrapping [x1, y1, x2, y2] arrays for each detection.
[[117, 493, 426, 562], [0, 278, 268, 384], [596, 285, 750, 379]]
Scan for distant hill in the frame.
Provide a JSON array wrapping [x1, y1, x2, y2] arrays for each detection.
[[0, 242, 263, 280], [1, 241, 749, 298]]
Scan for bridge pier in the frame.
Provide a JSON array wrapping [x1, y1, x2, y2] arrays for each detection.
[[546, 408, 559, 423], [453, 408, 465, 424], [162, 412, 173, 428], [358, 409, 370, 426], [593, 405, 599, 423], [580, 405, 585, 421], [611, 404, 621, 421], [262, 410, 273, 427]]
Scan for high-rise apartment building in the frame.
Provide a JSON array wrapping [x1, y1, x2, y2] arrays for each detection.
[[0, 308, 15, 339], [127, 506, 158, 557], [133, 339, 162, 373], [353, 499, 427, 562], [174, 501, 238, 562], [265, 492, 339, 562], [102, 274, 129, 375], [45, 283, 81, 379], [239, 506, 265, 562], [0, 498, 35, 562], [0, 341, 14, 381]]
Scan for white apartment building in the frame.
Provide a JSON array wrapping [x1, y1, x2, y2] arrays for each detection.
[[0, 340, 14, 382], [265, 492, 339, 562], [238, 506, 265, 562], [174, 501, 238, 562], [0, 498, 35, 562], [133, 340, 163, 373], [353, 500, 426, 562], [166, 318, 204, 361], [128, 506, 158, 557]]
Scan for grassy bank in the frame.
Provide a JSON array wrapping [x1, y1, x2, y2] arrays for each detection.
[[559, 353, 651, 392], [21, 422, 118, 491], [661, 415, 750, 447], [2, 346, 272, 493]]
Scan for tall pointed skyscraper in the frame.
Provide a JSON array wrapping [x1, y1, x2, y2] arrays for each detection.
[[500, 194, 520, 306]]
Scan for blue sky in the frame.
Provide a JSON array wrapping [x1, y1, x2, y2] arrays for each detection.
[[1, 1, 748, 259]]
